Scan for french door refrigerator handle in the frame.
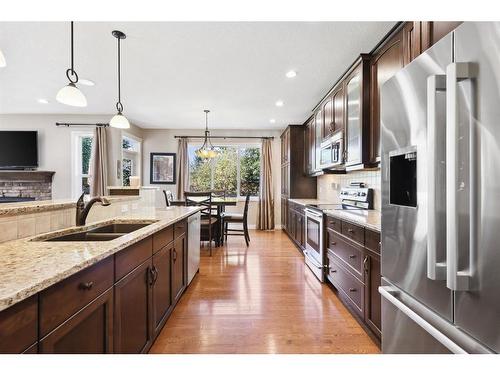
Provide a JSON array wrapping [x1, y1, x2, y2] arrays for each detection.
[[379, 286, 467, 354], [427, 74, 447, 280], [445, 62, 476, 291]]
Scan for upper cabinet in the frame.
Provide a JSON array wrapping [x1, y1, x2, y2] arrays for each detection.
[[344, 55, 371, 169]]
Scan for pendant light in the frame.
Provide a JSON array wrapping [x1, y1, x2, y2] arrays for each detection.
[[109, 30, 130, 129], [0, 48, 6, 68], [56, 22, 87, 107], [196, 110, 218, 159]]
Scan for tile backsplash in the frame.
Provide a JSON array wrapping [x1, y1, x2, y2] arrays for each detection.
[[317, 169, 381, 211]]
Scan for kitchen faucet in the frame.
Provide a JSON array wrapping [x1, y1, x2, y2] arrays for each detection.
[[75, 193, 111, 226]]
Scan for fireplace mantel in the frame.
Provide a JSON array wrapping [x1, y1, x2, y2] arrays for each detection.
[[0, 170, 55, 182]]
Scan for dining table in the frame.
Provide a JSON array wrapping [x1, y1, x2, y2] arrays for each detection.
[[170, 197, 238, 246]]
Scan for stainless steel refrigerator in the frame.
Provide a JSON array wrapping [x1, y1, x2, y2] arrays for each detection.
[[380, 22, 500, 354]]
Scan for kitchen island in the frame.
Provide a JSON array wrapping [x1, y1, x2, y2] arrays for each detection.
[[0, 206, 200, 354]]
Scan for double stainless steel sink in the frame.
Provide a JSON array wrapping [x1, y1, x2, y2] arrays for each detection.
[[42, 222, 156, 242]]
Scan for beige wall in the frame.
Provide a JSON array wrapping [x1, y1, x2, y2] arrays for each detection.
[[0, 114, 144, 199], [141, 128, 282, 229], [317, 169, 381, 211]]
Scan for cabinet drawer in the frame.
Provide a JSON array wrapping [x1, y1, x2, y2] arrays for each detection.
[[326, 215, 342, 233], [327, 256, 364, 315], [365, 228, 381, 254], [40, 256, 113, 337], [152, 225, 174, 254], [327, 229, 364, 279], [174, 219, 187, 239], [341, 221, 365, 245], [0, 295, 38, 353], [115, 237, 153, 281]]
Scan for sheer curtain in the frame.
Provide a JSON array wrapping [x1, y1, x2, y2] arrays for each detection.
[[88, 126, 108, 197], [176, 138, 189, 200], [258, 138, 275, 230]]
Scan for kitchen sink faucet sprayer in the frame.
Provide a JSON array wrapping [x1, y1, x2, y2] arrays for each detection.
[[76, 193, 111, 226]]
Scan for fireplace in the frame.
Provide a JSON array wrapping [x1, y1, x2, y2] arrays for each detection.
[[0, 171, 55, 202]]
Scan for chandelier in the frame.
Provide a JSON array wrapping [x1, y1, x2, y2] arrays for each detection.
[[195, 110, 218, 159]]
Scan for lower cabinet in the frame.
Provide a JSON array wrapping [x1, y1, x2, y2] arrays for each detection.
[[152, 245, 172, 337], [114, 260, 153, 354], [325, 215, 381, 340], [172, 234, 186, 303], [284, 200, 306, 251], [0, 295, 38, 354], [39, 288, 114, 354]]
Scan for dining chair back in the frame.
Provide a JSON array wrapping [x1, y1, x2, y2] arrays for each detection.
[[163, 190, 174, 207], [184, 191, 218, 256], [222, 193, 251, 246]]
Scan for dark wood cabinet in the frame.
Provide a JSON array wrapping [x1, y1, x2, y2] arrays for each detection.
[[0, 295, 38, 354], [39, 289, 113, 354], [114, 259, 153, 354], [152, 245, 172, 337], [325, 215, 381, 340], [344, 54, 371, 170], [305, 118, 316, 174], [322, 96, 334, 140], [172, 234, 186, 303]]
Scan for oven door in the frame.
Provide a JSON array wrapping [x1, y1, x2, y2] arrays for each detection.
[[304, 208, 324, 282]]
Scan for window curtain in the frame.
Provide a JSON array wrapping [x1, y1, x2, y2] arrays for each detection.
[[88, 127, 108, 197], [258, 138, 275, 230], [176, 138, 189, 200]]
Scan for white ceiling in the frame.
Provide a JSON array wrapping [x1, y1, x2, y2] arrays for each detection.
[[0, 22, 395, 129]]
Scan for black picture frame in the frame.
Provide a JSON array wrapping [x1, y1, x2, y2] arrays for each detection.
[[150, 152, 176, 184]]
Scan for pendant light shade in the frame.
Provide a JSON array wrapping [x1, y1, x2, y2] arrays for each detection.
[[56, 22, 87, 107], [110, 30, 130, 129], [109, 113, 130, 129], [0, 49, 6, 68], [56, 82, 87, 107], [195, 110, 218, 159]]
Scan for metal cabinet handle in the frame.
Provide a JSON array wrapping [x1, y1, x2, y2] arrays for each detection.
[[427, 74, 447, 281], [331, 241, 337, 246], [363, 255, 369, 273], [152, 265, 159, 284], [348, 254, 356, 259], [349, 288, 356, 292], [446, 62, 476, 291], [330, 269, 337, 273], [173, 249, 177, 261], [79, 281, 94, 290], [347, 228, 354, 233]]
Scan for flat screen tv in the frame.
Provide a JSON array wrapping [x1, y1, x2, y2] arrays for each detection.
[[0, 131, 38, 170]]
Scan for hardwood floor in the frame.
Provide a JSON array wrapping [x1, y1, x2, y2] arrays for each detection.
[[149, 230, 380, 354]]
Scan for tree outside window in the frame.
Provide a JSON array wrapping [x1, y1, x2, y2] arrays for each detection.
[[188, 144, 260, 198]]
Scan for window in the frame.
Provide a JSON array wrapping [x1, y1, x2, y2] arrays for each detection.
[[122, 134, 142, 186], [71, 131, 93, 198], [188, 144, 261, 198]]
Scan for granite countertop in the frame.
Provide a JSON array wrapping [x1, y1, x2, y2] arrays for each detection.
[[0, 195, 141, 217], [287, 198, 336, 206], [0, 206, 200, 312], [324, 209, 381, 232]]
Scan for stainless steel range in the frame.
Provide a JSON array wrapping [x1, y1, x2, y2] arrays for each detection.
[[304, 183, 373, 282]]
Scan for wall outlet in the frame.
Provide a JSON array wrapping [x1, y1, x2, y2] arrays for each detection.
[[121, 204, 129, 213], [131, 203, 139, 210], [331, 182, 340, 190]]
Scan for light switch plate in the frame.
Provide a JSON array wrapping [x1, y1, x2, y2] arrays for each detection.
[[121, 205, 129, 213]]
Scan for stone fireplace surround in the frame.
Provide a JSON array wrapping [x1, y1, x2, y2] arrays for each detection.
[[0, 171, 55, 201]]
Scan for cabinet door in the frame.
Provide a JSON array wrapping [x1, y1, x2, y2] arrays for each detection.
[[0, 295, 38, 354], [39, 289, 113, 354], [344, 66, 363, 166], [314, 110, 322, 169], [298, 213, 305, 248], [332, 85, 344, 134], [322, 97, 334, 140], [172, 235, 186, 303], [114, 259, 153, 354], [306, 119, 316, 173], [364, 252, 381, 338], [152, 245, 172, 337], [370, 31, 404, 164]]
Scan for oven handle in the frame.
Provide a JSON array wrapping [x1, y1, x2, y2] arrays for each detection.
[[305, 209, 323, 219], [304, 250, 324, 269]]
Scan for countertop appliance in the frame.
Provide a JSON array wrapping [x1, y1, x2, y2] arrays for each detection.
[[380, 22, 498, 353], [304, 184, 373, 282], [0, 131, 38, 170], [187, 211, 201, 284]]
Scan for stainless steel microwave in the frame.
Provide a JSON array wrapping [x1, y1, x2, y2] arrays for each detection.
[[319, 132, 343, 169]]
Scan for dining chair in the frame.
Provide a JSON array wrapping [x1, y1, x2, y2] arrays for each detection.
[[163, 190, 173, 207], [185, 191, 219, 256], [222, 194, 251, 246]]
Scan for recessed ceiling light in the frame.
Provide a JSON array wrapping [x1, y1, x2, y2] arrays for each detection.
[[269, 119, 276, 124], [275, 100, 284, 107], [286, 70, 297, 78], [37, 99, 49, 104], [79, 79, 95, 86]]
